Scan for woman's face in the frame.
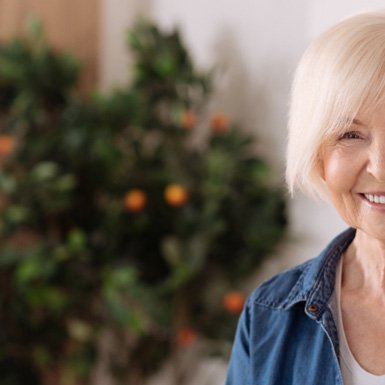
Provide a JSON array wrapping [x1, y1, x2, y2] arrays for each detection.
[[320, 105, 385, 240]]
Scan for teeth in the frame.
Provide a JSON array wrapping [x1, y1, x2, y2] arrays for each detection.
[[365, 194, 385, 204]]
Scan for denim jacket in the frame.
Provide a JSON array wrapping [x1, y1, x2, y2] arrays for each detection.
[[225, 228, 356, 385]]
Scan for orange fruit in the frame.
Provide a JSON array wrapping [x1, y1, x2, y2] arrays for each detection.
[[124, 189, 147, 213], [176, 327, 197, 347], [223, 291, 245, 314], [164, 184, 188, 207], [0, 135, 15, 157], [180, 110, 197, 130], [210, 113, 230, 133]]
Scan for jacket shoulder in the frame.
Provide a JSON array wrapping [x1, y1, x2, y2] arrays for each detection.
[[249, 258, 313, 309], [248, 228, 355, 310]]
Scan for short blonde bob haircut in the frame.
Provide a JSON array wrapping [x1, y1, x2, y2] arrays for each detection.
[[287, 9, 385, 199]]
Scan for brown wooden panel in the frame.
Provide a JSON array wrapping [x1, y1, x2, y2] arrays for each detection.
[[0, 0, 100, 92]]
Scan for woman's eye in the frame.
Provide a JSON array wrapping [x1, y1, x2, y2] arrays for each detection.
[[339, 131, 362, 140]]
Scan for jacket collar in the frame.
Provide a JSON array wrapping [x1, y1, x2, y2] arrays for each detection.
[[253, 228, 356, 318], [301, 227, 355, 320]]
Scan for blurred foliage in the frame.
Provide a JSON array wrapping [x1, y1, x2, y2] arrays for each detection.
[[0, 20, 286, 384]]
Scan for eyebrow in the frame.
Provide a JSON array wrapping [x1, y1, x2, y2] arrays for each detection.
[[352, 118, 366, 126]]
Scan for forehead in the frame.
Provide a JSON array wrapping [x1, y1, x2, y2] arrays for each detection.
[[355, 102, 385, 128]]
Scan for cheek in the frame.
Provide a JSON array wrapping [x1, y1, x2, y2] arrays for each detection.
[[322, 152, 354, 193], [322, 153, 363, 226]]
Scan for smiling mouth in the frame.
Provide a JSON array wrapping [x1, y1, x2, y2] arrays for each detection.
[[363, 193, 385, 204]]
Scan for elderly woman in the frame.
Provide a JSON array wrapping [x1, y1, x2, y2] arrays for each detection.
[[225, 9, 385, 385]]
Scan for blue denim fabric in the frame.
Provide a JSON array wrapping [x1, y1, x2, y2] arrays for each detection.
[[225, 228, 356, 385]]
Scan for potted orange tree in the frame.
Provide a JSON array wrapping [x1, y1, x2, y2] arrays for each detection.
[[0, 20, 286, 384]]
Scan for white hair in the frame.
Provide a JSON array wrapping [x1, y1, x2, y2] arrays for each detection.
[[286, 9, 385, 199]]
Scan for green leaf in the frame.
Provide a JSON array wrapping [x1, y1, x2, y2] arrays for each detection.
[[161, 236, 181, 267], [67, 319, 93, 342], [5, 205, 31, 224], [30, 161, 59, 181], [67, 228, 87, 253], [55, 174, 77, 192], [0, 171, 17, 193], [15, 257, 45, 284]]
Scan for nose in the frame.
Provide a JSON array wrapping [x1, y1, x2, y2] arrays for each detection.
[[367, 138, 385, 182]]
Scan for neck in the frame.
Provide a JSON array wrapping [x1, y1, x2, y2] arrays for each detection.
[[343, 229, 385, 295]]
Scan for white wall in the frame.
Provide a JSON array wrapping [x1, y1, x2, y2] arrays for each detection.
[[100, 0, 385, 267]]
